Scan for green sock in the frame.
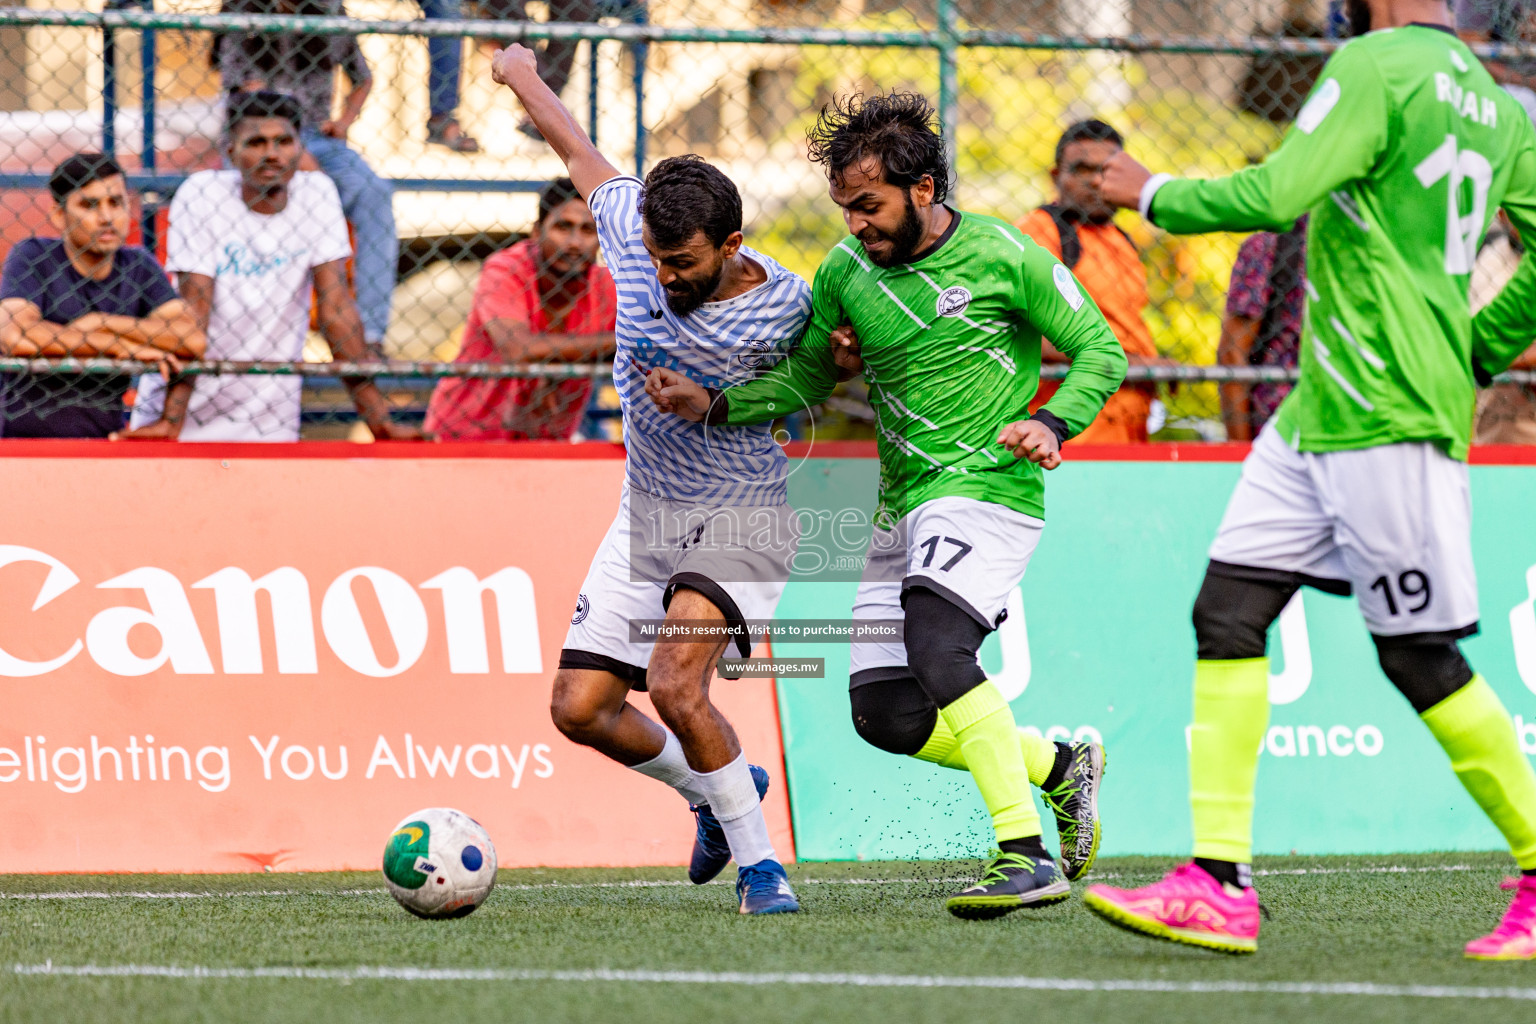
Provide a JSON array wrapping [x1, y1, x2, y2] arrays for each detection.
[[912, 706, 1059, 786], [939, 681, 1042, 843], [1189, 658, 1270, 864], [1421, 675, 1536, 870]]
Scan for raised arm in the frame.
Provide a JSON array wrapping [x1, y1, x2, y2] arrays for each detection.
[[490, 45, 622, 199], [1101, 42, 1387, 234]]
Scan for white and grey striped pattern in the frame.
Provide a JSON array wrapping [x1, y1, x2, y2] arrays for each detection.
[[588, 177, 812, 507]]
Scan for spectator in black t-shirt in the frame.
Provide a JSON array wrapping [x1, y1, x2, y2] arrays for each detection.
[[0, 153, 205, 438]]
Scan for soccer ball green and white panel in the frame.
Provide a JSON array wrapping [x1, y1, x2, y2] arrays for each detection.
[[382, 807, 498, 918]]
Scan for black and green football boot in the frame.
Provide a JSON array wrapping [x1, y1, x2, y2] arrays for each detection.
[[945, 851, 1071, 920], [1042, 741, 1107, 882]]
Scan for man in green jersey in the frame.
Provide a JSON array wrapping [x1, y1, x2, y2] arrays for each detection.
[[647, 92, 1127, 917], [1085, 0, 1536, 959]]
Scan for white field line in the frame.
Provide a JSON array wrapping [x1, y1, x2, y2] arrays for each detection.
[[0, 864, 1492, 901], [8, 963, 1536, 1001]]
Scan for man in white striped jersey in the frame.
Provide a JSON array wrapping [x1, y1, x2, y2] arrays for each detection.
[[490, 44, 815, 914]]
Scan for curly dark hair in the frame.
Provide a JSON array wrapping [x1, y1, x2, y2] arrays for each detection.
[[806, 91, 950, 203], [638, 155, 743, 249]]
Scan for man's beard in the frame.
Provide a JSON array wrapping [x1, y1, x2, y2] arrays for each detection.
[[1346, 0, 1371, 36], [541, 252, 593, 285], [858, 190, 926, 268], [664, 262, 723, 315]]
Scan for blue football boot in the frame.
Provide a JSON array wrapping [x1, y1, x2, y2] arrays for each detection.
[[688, 763, 770, 884], [736, 859, 800, 915]]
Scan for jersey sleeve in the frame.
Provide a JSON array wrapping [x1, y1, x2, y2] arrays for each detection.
[[722, 256, 845, 425], [305, 175, 354, 267], [1472, 123, 1536, 375], [339, 35, 372, 87], [1148, 42, 1388, 234], [586, 176, 647, 274], [1011, 235, 1128, 436]]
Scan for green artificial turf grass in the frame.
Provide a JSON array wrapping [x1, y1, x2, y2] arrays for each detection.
[[0, 853, 1531, 1024]]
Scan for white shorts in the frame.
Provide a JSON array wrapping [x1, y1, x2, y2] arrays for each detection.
[[561, 482, 797, 686], [1209, 426, 1478, 638], [848, 495, 1044, 678]]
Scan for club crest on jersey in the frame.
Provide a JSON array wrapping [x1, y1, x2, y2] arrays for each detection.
[[572, 593, 590, 625], [936, 286, 972, 318], [735, 339, 774, 371]]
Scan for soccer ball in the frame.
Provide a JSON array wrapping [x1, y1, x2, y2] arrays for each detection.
[[382, 807, 498, 919]]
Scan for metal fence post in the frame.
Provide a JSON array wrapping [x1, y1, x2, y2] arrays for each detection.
[[587, 37, 599, 145], [101, 10, 118, 158], [631, 1, 646, 178], [936, 0, 958, 191], [137, 0, 158, 253]]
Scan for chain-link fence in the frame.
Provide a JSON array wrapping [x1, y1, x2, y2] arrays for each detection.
[[1, 1, 1534, 443]]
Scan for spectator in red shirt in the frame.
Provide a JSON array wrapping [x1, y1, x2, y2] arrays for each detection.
[[427, 178, 617, 440]]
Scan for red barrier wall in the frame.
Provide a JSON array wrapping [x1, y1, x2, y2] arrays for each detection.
[[0, 447, 793, 872]]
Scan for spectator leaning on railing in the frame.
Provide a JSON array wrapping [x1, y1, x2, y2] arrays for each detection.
[[426, 176, 616, 439], [0, 153, 204, 439], [124, 91, 419, 442], [1017, 120, 1167, 443], [219, 0, 397, 351]]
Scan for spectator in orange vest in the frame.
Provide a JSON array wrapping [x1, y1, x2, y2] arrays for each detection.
[[1018, 120, 1165, 443]]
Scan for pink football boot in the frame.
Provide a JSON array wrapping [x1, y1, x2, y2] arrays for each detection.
[[1084, 862, 1260, 954], [1465, 876, 1536, 960]]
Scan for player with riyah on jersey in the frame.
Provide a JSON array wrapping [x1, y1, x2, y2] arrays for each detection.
[[1086, 0, 1536, 958], [489, 43, 815, 915], [647, 92, 1127, 919]]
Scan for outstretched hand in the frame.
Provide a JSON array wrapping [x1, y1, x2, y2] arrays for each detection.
[[644, 366, 713, 422], [1100, 150, 1154, 212], [997, 419, 1063, 469]]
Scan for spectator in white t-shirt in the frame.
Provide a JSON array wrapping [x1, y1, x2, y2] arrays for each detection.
[[123, 91, 419, 441]]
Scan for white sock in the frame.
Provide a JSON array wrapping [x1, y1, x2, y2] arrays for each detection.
[[693, 753, 776, 868], [630, 730, 708, 805]]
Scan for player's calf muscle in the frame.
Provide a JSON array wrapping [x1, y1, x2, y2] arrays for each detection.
[[648, 639, 738, 769]]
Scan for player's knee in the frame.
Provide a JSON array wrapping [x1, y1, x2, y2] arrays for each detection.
[[849, 674, 937, 756], [644, 669, 711, 731], [549, 670, 619, 744], [1373, 635, 1474, 714], [1192, 566, 1294, 660], [902, 588, 987, 707]]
